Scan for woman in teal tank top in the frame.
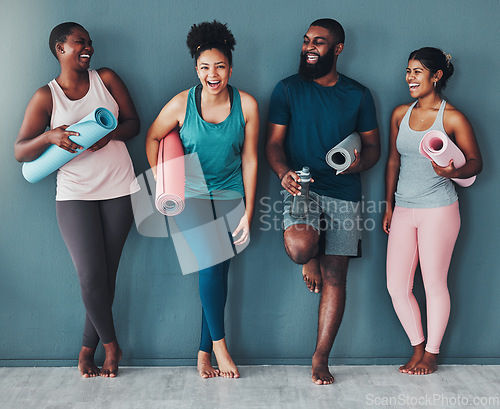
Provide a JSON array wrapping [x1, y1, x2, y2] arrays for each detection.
[[146, 21, 259, 379]]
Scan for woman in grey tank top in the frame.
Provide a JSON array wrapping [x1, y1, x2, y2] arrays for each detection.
[[383, 47, 482, 375]]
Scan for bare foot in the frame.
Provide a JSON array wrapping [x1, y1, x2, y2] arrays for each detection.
[[213, 338, 240, 379], [302, 257, 322, 293], [197, 351, 220, 379], [399, 342, 425, 373], [78, 346, 99, 378], [100, 340, 122, 378], [408, 351, 438, 375], [311, 353, 334, 385]]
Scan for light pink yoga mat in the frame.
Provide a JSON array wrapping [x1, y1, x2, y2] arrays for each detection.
[[155, 129, 185, 216], [419, 130, 475, 187]]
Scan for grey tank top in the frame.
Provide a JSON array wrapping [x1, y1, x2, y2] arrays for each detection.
[[395, 100, 458, 208]]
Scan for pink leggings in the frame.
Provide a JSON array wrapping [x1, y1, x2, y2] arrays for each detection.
[[386, 202, 460, 354]]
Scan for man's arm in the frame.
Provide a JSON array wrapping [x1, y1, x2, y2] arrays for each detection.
[[341, 127, 380, 174], [266, 122, 290, 180], [266, 122, 304, 195]]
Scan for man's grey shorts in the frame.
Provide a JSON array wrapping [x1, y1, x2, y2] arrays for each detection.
[[282, 190, 362, 257]]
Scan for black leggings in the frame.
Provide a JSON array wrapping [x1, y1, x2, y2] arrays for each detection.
[[56, 196, 133, 348]]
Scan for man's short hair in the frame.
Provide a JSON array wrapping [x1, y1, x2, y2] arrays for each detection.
[[310, 18, 345, 44]]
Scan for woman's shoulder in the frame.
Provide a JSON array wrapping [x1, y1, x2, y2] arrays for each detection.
[[443, 101, 462, 117], [443, 101, 470, 128], [235, 89, 259, 124], [30, 84, 53, 112], [94, 67, 124, 94], [157, 89, 190, 124], [237, 89, 257, 102], [35, 84, 52, 97], [96, 67, 117, 81], [392, 102, 412, 121], [236, 89, 258, 110], [168, 89, 190, 108]]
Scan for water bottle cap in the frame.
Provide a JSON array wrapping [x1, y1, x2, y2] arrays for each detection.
[[296, 166, 311, 181]]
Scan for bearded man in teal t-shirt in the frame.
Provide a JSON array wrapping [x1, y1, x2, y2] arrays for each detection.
[[266, 18, 380, 385]]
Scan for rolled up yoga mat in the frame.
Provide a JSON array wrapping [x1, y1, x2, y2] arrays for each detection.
[[155, 129, 185, 216], [325, 132, 362, 175], [22, 107, 117, 183], [419, 130, 475, 187]]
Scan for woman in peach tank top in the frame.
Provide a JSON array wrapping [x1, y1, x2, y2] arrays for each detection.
[[15, 22, 140, 378]]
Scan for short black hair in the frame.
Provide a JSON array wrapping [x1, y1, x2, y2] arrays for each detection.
[[310, 18, 345, 44], [49, 22, 85, 60], [186, 20, 236, 65], [409, 47, 455, 94]]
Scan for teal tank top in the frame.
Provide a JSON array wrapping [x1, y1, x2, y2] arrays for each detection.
[[180, 85, 245, 200]]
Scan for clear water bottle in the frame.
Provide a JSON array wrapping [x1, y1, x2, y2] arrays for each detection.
[[290, 166, 311, 218]]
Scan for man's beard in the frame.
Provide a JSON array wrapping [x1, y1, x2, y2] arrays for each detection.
[[298, 46, 336, 80]]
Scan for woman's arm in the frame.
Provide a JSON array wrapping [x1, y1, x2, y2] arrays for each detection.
[[232, 91, 259, 245], [432, 104, 483, 178], [382, 105, 405, 234], [90, 67, 140, 151], [14, 86, 82, 162], [145, 91, 188, 178]]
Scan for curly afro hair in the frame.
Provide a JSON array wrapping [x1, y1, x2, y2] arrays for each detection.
[[186, 20, 236, 65]]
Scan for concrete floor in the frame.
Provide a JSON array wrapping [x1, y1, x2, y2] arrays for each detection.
[[1, 365, 499, 409]]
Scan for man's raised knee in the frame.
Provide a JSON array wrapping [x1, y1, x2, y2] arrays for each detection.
[[284, 237, 318, 264], [284, 225, 319, 264]]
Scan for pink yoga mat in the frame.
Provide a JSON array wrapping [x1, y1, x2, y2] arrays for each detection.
[[419, 130, 475, 187], [155, 129, 185, 216]]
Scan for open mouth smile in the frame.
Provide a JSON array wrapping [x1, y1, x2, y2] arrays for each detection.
[[207, 80, 221, 88], [306, 53, 319, 63]]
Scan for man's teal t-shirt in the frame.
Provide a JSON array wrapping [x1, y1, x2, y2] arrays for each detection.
[[268, 74, 378, 202]]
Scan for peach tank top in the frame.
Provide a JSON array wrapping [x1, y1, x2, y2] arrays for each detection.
[[48, 70, 140, 201]]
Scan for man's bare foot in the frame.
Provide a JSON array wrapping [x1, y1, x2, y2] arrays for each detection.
[[408, 351, 438, 375], [311, 353, 334, 385], [213, 338, 239, 378], [100, 340, 122, 378], [197, 350, 220, 379], [302, 257, 322, 293], [399, 342, 425, 373], [78, 346, 99, 378]]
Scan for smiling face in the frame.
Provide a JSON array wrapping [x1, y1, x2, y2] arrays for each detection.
[[301, 25, 334, 63], [195, 48, 232, 94], [298, 25, 342, 80], [57, 27, 94, 70], [406, 59, 441, 98]]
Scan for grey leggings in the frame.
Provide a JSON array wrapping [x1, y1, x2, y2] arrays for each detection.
[[56, 195, 133, 348]]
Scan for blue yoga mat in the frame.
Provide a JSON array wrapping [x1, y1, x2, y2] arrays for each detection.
[[22, 107, 117, 183]]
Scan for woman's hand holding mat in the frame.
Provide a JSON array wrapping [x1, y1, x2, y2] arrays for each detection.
[[419, 130, 476, 187], [155, 129, 186, 216], [325, 132, 362, 174], [22, 107, 117, 183]]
